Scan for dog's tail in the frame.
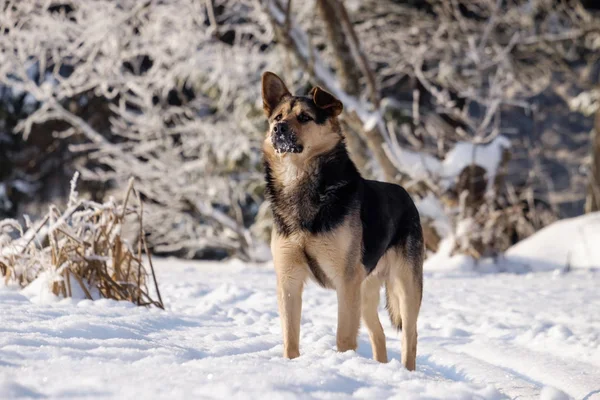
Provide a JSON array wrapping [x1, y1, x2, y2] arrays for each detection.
[[384, 232, 424, 332], [385, 282, 402, 331]]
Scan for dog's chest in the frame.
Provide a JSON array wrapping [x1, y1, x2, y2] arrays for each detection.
[[300, 218, 363, 288], [278, 162, 304, 189], [272, 163, 321, 226], [267, 154, 359, 239]]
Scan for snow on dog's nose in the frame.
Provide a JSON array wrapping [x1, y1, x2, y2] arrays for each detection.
[[271, 122, 303, 153]]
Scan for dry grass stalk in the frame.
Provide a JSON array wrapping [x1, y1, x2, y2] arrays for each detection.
[[0, 176, 163, 309]]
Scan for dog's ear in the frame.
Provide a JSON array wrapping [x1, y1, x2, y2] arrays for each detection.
[[262, 72, 291, 117], [309, 86, 343, 117]]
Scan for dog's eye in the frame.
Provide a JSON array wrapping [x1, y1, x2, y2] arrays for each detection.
[[274, 114, 283, 122], [297, 113, 312, 123]]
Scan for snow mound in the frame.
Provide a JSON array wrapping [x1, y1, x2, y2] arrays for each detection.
[[0, 378, 43, 399], [21, 270, 101, 304], [505, 212, 600, 271], [425, 212, 600, 274], [20, 271, 61, 304], [539, 386, 571, 400]]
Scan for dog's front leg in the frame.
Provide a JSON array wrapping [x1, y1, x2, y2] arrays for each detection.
[[336, 273, 362, 353], [275, 263, 307, 359]]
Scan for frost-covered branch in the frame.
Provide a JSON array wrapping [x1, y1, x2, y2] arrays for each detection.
[[0, 0, 273, 260]]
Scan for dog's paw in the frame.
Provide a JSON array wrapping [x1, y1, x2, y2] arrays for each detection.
[[336, 339, 358, 353], [284, 349, 300, 359]]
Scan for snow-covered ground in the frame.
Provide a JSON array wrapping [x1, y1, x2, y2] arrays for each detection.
[[1, 215, 600, 399]]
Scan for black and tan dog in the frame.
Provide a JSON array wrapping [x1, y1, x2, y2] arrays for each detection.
[[261, 72, 424, 370]]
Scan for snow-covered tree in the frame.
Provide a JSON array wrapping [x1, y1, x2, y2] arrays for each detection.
[[1, 0, 598, 260], [0, 0, 278, 259], [263, 0, 599, 256]]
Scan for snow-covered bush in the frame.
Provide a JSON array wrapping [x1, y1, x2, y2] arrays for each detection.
[[0, 175, 163, 307]]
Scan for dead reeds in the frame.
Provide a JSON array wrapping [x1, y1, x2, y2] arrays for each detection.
[[0, 175, 163, 308]]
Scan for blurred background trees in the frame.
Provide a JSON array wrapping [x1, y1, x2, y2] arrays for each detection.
[[1, 0, 599, 261]]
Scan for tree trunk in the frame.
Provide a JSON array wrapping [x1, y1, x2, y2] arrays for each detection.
[[315, 0, 404, 184], [585, 108, 600, 213], [315, 0, 361, 96], [315, 0, 371, 173]]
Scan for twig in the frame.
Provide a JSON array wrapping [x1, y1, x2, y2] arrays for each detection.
[[136, 188, 164, 309], [71, 270, 93, 300], [19, 215, 49, 254], [120, 177, 135, 220], [205, 0, 219, 37]]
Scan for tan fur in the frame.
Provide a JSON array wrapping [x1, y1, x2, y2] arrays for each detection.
[[335, 270, 363, 352], [271, 232, 307, 359], [361, 275, 388, 362], [304, 216, 361, 285], [306, 217, 364, 352], [271, 216, 361, 290], [380, 249, 422, 370]]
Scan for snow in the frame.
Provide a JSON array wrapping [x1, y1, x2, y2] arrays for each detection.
[[415, 193, 453, 237], [389, 136, 511, 190], [505, 212, 600, 272], [389, 146, 442, 184], [21, 270, 102, 304], [0, 242, 598, 399], [425, 212, 600, 275], [441, 136, 510, 189], [19, 271, 63, 304], [540, 387, 571, 400], [1, 213, 599, 398]]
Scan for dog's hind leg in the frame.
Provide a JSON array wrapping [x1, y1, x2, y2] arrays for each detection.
[[386, 246, 423, 371], [361, 275, 388, 362]]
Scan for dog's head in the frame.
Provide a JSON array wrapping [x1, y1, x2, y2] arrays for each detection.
[[261, 71, 343, 160]]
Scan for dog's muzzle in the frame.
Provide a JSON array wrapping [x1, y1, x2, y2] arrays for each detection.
[[271, 122, 303, 154]]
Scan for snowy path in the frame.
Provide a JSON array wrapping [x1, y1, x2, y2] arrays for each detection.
[[0, 258, 599, 399]]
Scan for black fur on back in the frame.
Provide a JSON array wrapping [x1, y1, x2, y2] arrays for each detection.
[[359, 180, 423, 273], [264, 140, 424, 276]]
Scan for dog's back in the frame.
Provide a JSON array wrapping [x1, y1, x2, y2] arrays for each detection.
[[360, 180, 423, 274]]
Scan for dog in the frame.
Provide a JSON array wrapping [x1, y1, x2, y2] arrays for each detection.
[[261, 71, 424, 370]]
